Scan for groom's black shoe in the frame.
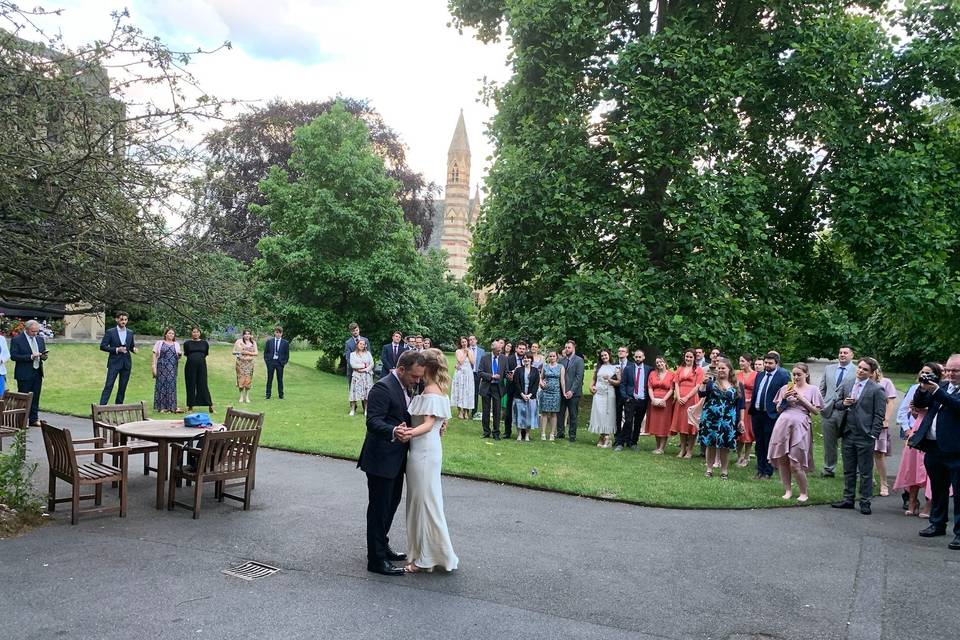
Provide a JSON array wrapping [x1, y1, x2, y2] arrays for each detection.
[[386, 547, 407, 562], [367, 560, 404, 576]]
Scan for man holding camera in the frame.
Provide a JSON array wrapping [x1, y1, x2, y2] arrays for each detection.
[[909, 353, 960, 550]]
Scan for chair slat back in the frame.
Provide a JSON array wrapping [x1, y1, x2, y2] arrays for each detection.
[[91, 402, 148, 440], [41, 423, 78, 479], [223, 407, 264, 432], [197, 429, 260, 476], [2, 391, 32, 430], [2, 390, 32, 412]]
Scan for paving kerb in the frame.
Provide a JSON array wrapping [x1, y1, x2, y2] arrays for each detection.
[[1, 411, 955, 640]]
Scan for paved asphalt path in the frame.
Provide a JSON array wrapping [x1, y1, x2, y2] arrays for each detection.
[[1, 412, 957, 640]]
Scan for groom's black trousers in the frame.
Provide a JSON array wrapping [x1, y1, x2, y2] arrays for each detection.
[[366, 471, 404, 562]]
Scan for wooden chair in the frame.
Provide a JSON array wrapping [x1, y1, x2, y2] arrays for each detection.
[[40, 422, 128, 525], [91, 402, 158, 475], [0, 391, 32, 452], [168, 428, 260, 519], [222, 407, 264, 490]]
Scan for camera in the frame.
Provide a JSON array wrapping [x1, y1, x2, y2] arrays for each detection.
[[919, 372, 940, 385]]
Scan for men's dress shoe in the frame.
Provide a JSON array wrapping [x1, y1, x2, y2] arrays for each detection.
[[831, 500, 856, 509], [949, 535, 960, 550], [385, 548, 407, 562], [821, 471, 835, 478], [919, 525, 947, 538], [481, 434, 491, 439], [493, 434, 501, 440], [628, 445, 639, 451], [859, 503, 872, 515], [31, 421, 42, 427], [613, 445, 624, 452], [367, 560, 403, 576]]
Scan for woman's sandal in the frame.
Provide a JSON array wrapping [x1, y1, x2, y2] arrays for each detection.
[[705, 470, 713, 478], [404, 563, 432, 574], [720, 473, 728, 480]]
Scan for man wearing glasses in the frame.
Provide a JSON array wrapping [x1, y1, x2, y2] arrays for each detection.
[[909, 354, 960, 550]]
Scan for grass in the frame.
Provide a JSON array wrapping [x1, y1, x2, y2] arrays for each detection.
[[36, 344, 893, 509]]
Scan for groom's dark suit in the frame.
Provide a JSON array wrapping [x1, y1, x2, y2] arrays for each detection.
[[359, 372, 411, 568]]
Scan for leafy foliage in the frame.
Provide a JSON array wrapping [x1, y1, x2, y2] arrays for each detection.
[[451, 0, 960, 366], [0, 430, 43, 514]]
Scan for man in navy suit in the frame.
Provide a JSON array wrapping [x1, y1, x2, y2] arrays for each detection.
[[616, 348, 652, 451], [99, 311, 137, 405], [10, 320, 48, 425], [748, 351, 791, 479], [910, 353, 960, 550], [358, 349, 426, 575], [263, 326, 290, 399], [379, 330, 406, 375], [477, 339, 508, 439]]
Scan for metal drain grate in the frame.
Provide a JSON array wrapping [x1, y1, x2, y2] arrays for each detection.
[[222, 561, 280, 581]]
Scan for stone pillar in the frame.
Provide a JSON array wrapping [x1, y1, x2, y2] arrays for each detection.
[[62, 304, 105, 339]]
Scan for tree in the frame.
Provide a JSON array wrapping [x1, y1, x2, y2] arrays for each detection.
[[252, 102, 476, 355], [450, 0, 960, 364], [0, 3, 231, 319], [193, 98, 440, 263]]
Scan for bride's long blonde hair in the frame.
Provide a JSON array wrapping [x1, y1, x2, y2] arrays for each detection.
[[422, 348, 451, 393]]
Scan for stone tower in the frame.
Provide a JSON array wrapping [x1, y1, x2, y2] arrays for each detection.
[[440, 110, 472, 279]]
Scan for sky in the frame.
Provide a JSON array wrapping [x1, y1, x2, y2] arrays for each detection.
[[29, 0, 512, 195]]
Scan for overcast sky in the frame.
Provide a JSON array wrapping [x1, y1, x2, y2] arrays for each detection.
[[33, 0, 511, 195]]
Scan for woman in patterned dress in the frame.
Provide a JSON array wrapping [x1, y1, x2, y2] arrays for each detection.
[[349, 338, 374, 416], [696, 357, 743, 479], [735, 353, 758, 467], [671, 349, 704, 458], [152, 327, 182, 413], [539, 351, 564, 441], [232, 329, 258, 404], [451, 336, 476, 419]]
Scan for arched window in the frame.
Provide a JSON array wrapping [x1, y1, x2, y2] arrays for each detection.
[[451, 164, 460, 183]]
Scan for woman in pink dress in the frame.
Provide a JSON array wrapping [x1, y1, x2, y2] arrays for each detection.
[[768, 362, 823, 503], [670, 349, 704, 459], [735, 354, 757, 467], [646, 356, 675, 454], [872, 365, 900, 497], [893, 363, 941, 515]]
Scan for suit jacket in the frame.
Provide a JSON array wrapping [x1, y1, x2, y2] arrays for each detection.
[[358, 373, 411, 479], [263, 337, 290, 366], [559, 354, 585, 398], [619, 362, 653, 400], [909, 382, 960, 453], [10, 332, 46, 381], [835, 377, 886, 439], [505, 354, 522, 390], [512, 366, 541, 397], [100, 327, 135, 371], [379, 342, 406, 372], [819, 362, 854, 419], [477, 352, 508, 396], [749, 367, 791, 419]]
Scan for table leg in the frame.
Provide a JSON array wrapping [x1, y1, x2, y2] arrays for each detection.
[[155, 439, 168, 510]]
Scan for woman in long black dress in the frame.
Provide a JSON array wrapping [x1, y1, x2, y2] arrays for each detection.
[[183, 326, 214, 413]]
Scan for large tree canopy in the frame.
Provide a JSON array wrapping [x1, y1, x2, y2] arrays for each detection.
[[450, 0, 960, 365], [193, 98, 440, 263], [252, 103, 475, 355]]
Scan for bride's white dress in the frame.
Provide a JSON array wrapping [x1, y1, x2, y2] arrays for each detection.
[[406, 393, 459, 571]]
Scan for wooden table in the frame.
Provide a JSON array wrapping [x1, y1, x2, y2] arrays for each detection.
[[115, 419, 223, 510]]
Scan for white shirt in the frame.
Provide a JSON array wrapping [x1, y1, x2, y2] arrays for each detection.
[[929, 383, 957, 441], [117, 327, 127, 346], [26, 334, 41, 369]]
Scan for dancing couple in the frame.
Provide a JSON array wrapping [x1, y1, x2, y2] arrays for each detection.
[[359, 348, 459, 575]]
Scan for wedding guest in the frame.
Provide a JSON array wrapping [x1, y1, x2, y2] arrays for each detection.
[[736, 354, 757, 467], [696, 357, 742, 478], [530, 342, 545, 369], [183, 327, 213, 413], [349, 338, 374, 416], [894, 363, 942, 516], [750, 352, 791, 479], [9, 320, 48, 425], [614, 346, 630, 437], [671, 349, 704, 458], [343, 322, 368, 387], [558, 341, 585, 442], [0, 331, 9, 397], [380, 330, 406, 375], [512, 353, 540, 442], [617, 349, 651, 451], [423, 338, 432, 349], [694, 347, 707, 369], [647, 356, 675, 454], [415, 335, 424, 351], [468, 335, 485, 420], [452, 336, 476, 419], [406, 335, 416, 350], [503, 341, 523, 439], [589, 349, 620, 448], [872, 364, 900, 497], [818, 345, 855, 478], [232, 329, 258, 404], [539, 351, 564, 441], [477, 339, 508, 439], [99, 310, 137, 405], [769, 363, 824, 502], [263, 326, 290, 400], [152, 327, 182, 413]]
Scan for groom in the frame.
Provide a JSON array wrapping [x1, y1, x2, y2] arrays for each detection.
[[359, 349, 426, 575]]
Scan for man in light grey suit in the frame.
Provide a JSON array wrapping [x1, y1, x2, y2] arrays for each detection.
[[557, 340, 585, 442], [831, 357, 887, 515], [818, 345, 855, 477]]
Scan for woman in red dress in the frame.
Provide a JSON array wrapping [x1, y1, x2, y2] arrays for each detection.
[[735, 353, 758, 467], [646, 356, 675, 454], [671, 349, 704, 458]]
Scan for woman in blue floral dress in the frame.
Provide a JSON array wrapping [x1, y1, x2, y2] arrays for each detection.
[[538, 351, 564, 441], [151, 328, 182, 412], [696, 357, 743, 479]]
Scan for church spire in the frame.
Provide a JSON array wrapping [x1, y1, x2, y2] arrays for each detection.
[[448, 109, 470, 156]]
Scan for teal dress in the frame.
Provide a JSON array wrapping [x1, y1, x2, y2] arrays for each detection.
[[696, 381, 741, 449], [540, 363, 562, 412]]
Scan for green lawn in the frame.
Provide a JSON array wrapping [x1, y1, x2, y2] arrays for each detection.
[[36, 344, 889, 509]]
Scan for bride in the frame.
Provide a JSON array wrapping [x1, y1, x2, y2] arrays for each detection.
[[404, 348, 459, 573]]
